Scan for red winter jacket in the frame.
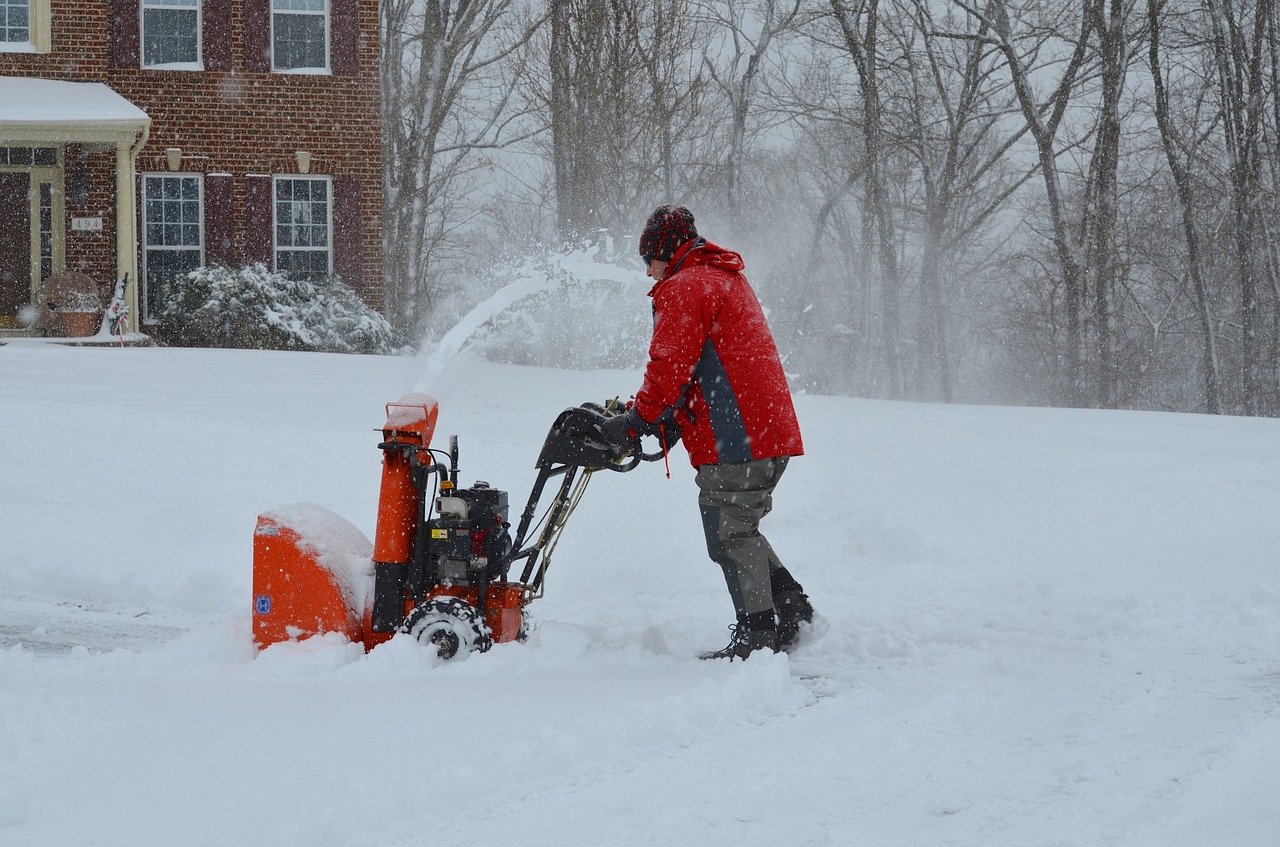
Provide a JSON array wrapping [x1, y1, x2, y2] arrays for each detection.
[[633, 238, 804, 467]]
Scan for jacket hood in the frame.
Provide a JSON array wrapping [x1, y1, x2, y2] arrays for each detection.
[[647, 239, 745, 296], [676, 238, 745, 274]]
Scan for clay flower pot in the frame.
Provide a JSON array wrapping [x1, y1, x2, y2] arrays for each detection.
[[39, 272, 107, 338], [60, 310, 101, 338]]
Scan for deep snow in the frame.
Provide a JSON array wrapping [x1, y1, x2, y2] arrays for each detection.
[[2, 341, 1279, 847]]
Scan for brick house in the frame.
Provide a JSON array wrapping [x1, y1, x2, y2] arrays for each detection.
[[0, 0, 382, 333]]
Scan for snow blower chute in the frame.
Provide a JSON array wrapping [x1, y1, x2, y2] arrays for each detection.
[[252, 394, 661, 659]]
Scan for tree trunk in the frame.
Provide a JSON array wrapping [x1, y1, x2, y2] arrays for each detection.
[[832, 0, 904, 397], [1207, 0, 1265, 414], [979, 0, 1093, 406], [1147, 0, 1221, 414], [1082, 0, 1126, 408]]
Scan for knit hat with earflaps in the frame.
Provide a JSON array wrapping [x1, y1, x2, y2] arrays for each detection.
[[639, 205, 697, 263]]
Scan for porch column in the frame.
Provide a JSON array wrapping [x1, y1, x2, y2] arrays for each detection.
[[116, 138, 140, 330]]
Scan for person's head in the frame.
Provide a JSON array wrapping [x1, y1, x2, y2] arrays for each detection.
[[639, 205, 697, 279]]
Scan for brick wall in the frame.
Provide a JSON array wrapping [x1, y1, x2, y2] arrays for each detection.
[[0, 0, 384, 311], [62, 147, 119, 286]]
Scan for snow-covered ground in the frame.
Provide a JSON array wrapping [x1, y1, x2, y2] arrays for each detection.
[[2, 341, 1279, 846]]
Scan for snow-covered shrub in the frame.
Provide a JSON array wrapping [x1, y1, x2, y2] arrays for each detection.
[[154, 263, 401, 354]]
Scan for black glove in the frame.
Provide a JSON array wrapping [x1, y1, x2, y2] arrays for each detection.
[[657, 410, 681, 447], [601, 407, 652, 451]]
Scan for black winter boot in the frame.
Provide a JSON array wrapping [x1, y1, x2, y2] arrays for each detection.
[[699, 625, 779, 660], [699, 612, 779, 661], [775, 589, 814, 652]]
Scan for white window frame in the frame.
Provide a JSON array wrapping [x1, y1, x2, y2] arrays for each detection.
[[273, 175, 333, 279], [270, 0, 329, 74], [0, 0, 49, 53], [141, 173, 205, 323], [140, 0, 203, 70]]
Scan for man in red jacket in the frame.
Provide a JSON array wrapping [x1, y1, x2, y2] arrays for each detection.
[[603, 205, 814, 660]]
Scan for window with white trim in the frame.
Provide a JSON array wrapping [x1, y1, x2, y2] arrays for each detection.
[[0, 0, 29, 44], [274, 177, 331, 279], [272, 0, 327, 72], [2, 0, 48, 52], [143, 175, 203, 321], [142, 0, 201, 67]]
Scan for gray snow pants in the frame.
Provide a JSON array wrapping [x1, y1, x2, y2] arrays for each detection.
[[695, 456, 790, 621]]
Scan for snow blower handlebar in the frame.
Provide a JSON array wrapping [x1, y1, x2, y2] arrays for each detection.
[[531, 403, 659, 471], [509, 404, 664, 594]]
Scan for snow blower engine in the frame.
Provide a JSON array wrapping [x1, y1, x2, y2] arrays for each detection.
[[251, 395, 663, 659]]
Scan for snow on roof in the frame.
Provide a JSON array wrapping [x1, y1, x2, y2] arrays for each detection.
[[0, 75, 149, 130]]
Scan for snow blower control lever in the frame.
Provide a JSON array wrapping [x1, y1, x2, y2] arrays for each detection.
[[252, 396, 663, 660]]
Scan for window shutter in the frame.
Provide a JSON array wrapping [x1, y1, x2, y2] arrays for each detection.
[[330, 0, 360, 76], [204, 174, 235, 265], [203, 0, 233, 71], [332, 176, 362, 290], [243, 0, 271, 73], [245, 175, 274, 268], [111, 0, 140, 67]]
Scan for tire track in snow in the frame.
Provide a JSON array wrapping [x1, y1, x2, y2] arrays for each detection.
[[0, 592, 190, 656]]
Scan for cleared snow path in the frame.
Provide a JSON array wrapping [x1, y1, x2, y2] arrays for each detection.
[[0, 592, 189, 656]]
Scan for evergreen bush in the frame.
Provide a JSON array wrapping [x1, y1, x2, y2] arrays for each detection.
[[154, 263, 401, 354]]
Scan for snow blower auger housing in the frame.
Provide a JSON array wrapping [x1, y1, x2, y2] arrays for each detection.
[[252, 395, 659, 659]]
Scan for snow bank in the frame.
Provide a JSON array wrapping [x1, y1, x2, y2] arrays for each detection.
[[2, 344, 1279, 846]]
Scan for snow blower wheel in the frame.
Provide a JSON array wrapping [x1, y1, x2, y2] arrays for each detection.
[[401, 596, 492, 660]]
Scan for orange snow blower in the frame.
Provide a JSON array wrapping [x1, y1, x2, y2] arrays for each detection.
[[252, 394, 661, 659]]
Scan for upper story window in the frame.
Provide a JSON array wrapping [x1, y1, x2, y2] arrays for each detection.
[[142, 0, 201, 68], [272, 0, 328, 72], [0, 0, 29, 44]]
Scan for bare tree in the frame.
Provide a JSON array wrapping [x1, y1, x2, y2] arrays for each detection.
[[830, 0, 908, 397], [699, 0, 803, 226], [779, 61, 874, 395], [381, 0, 543, 332], [900, 0, 1035, 401], [544, 0, 709, 242], [1146, 0, 1221, 413], [383, 0, 1280, 417], [1079, 0, 1128, 407], [951, 0, 1096, 405], [1205, 0, 1268, 414]]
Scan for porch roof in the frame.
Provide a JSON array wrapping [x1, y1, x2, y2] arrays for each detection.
[[0, 76, 150, 144]]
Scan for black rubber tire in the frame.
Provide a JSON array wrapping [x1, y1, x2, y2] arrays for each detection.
[[401, 596, 492, 659]]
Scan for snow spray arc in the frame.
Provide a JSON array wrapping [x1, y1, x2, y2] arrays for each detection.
[[414, 248, 643, 392]]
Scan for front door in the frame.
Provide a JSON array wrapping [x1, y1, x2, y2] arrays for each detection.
[[0, 172, 32, 328]]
